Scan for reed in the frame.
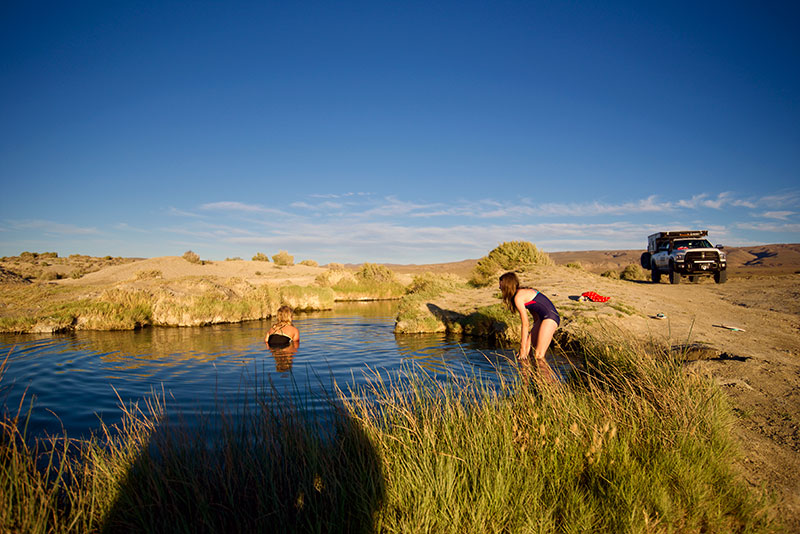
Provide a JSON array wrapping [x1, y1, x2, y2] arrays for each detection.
[[344, 327, 775, 532], [0, 325, 776, 532]]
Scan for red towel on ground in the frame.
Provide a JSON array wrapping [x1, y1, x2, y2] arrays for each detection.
[[581, 291, 610, 303]]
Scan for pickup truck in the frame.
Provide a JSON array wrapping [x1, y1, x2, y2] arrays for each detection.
[[640, 231, 727, 284]]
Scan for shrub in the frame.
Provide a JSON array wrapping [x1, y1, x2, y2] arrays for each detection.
[[70, 269, 86, 279], [225, 257, 243, 261], [252, 252, 270, 262], [272, 251, 294, 266], [356, 263, 395, 283], [183, 250, 201, 264], [470, 241, 554, 286], [566, 262, 583, 269], [601, 269, 620, 279], [315, 269, 356, 287], [19, 251, 37, 262], [327, 262, 344, 270], [299, 259, 318, 267], [620, 264, 645, 281], [405, 272, 465, 298], [39, 270, 60, 281], [135, 270, 163, 280]]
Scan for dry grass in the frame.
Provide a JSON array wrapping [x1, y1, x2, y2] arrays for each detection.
[[0, 321, 777, 532], [272, 251, 294, 266], [470, 241, 554, 286]]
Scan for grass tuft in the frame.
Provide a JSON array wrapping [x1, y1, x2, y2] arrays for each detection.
[[272, 250, 294, 266], [470, 241, 554, 287], [182, 251, 201, 264]]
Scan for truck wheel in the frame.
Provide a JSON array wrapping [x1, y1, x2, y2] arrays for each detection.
[[669, 263, 680, 284], [714, 269, 727, 284], [650, 261, 661, 283], [640, 252, 651, 270]]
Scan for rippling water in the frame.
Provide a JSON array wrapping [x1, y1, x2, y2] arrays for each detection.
[[1, 301, 526, 439]]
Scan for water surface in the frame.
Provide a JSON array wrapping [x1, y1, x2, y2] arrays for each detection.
[[1, 301, 524, 439]]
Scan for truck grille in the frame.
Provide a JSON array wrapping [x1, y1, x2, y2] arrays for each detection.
[[685, 251, 718, 262], [684, 251, 720, 271]]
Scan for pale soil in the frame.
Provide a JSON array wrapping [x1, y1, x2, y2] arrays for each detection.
[[2, 249, 799, 528], [54, 257, 329, 287]]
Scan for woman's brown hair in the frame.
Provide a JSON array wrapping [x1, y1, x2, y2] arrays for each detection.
[[276, 305, 293, 323], [499, 272, 520, 312]]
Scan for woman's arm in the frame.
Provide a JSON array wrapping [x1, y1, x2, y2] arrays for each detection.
[[515, 293, 531, 359]]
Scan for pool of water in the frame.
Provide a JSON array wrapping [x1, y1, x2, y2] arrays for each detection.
[[1, 301, 525, 439]]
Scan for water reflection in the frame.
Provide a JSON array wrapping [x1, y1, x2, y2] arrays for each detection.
[[266, 341, 298, 373]]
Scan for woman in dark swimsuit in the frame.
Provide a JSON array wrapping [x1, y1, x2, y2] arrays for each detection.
[[265, 305, 300, 346], [499, 272, 560, 381]]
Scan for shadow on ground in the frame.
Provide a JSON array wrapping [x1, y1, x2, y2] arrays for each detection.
[[100, 398, 384, 533]]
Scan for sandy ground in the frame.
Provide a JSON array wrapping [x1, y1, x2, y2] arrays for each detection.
[[3, 247, 799, 528]]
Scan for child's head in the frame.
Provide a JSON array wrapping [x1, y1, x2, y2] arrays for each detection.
[[499, 272, 520, 311], [276, 305, 294, 323]]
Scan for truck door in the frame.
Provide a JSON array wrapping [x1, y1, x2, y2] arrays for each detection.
[[654, 242, 670, 269]]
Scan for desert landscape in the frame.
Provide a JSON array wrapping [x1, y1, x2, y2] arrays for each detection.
[[1, 243, 799, 529]]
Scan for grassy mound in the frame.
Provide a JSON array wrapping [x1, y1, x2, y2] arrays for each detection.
[[470, 241, 554, 286]]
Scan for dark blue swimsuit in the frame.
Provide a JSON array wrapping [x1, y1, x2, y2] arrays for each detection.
[[524, 291, 561, 326]]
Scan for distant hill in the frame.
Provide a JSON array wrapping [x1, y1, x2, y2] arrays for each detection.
[[549, 244, 800, 275], [381, 244, 800, 277]]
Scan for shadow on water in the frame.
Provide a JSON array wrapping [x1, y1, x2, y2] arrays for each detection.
[[425, 303, 512, 340], [99, 388, 384, 533]]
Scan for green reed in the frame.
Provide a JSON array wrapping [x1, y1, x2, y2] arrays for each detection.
[[1, 324, 777, 533]]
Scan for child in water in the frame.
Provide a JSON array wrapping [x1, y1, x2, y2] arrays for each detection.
[[265, 305, 300, 347], [499, 272, 560, 381]]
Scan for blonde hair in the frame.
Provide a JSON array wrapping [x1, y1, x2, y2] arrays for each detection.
[[276, 305, 293, 323], [499, 272, 520, 312]]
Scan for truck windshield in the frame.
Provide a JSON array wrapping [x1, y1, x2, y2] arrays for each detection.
[[674, 239, 713, 249]]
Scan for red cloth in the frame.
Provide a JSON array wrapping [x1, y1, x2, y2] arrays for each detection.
[[581, 291, 610, 303]]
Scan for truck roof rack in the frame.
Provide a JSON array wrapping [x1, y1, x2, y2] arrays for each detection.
[[648, 230, 708, 240]]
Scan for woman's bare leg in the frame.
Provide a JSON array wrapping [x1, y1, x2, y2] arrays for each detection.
[[531, 319, 559, 382]]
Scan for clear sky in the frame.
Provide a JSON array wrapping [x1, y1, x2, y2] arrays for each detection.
[[1, 1, 798, 264]]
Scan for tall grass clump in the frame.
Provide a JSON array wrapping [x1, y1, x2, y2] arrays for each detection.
[[318, 263, 406, 300], [182, 250, 201, 264], [601, 269, 620, 279], [620, 263, 645, 281], [299, 259, 318, 267], [252, 252, 270, 262], [470, 241, 554, 286], [272, 250, 294, 266], [405, 272, 465, 298], [343, 326, 774, 533]]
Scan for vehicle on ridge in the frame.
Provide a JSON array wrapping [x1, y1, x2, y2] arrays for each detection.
[[640, 230, 727, 284]]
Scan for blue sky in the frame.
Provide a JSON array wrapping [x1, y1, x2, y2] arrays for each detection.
[[1, 1, 798, 264]]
